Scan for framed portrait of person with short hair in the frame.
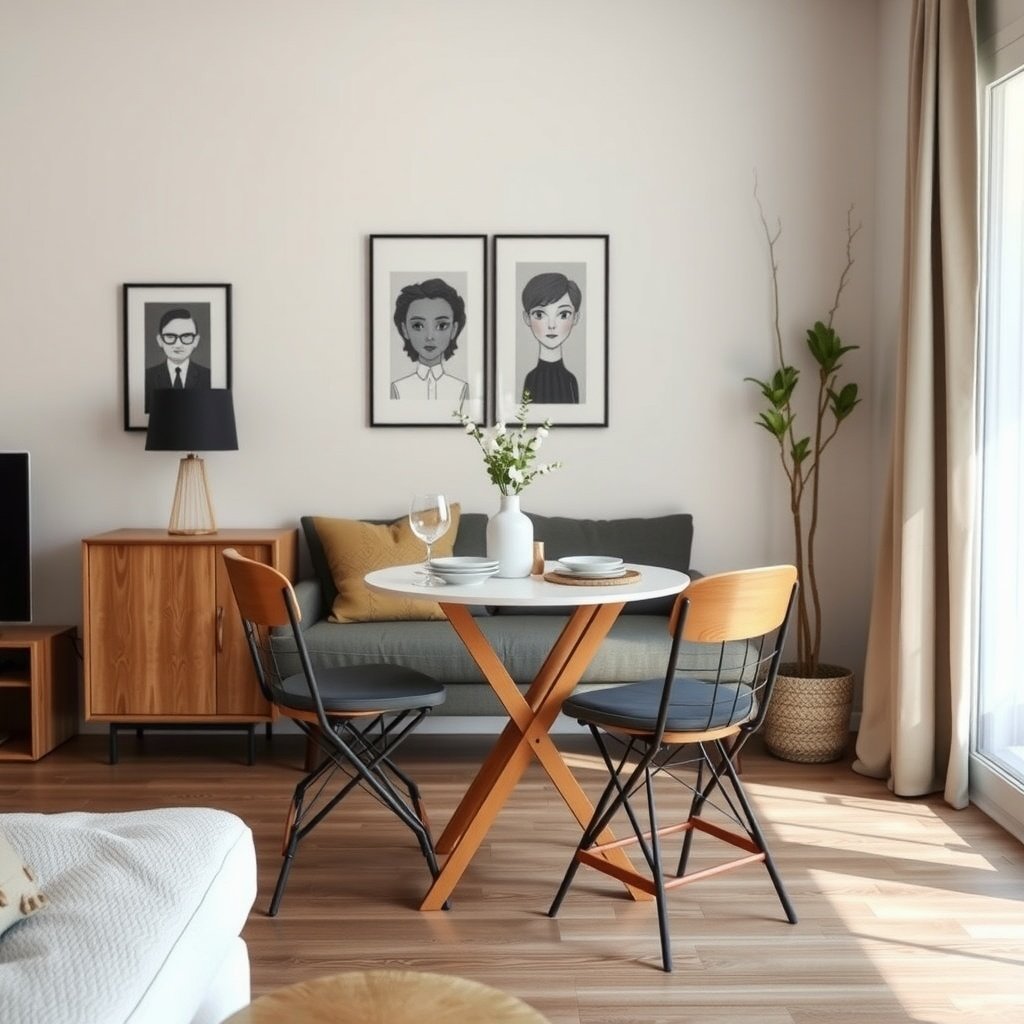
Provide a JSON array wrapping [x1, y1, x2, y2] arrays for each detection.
[[369, 234, 487, 428], [493, 235, 608, 428], [123, 282, 232, 432]]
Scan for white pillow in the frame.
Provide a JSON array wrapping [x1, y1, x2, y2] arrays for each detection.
[[0, 833, 47, 937]]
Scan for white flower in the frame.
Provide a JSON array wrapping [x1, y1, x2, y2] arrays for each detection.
[[452, 395, 561, 496]]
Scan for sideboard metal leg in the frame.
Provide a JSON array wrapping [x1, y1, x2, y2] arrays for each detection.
[[109, 725, 119, 765]]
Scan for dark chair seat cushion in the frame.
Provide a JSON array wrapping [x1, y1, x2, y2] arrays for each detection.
[[275, 664, 446, 715], [562, 676, 754, 734]]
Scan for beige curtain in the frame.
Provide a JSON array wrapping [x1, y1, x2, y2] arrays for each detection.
[[853, 0, 978, 808]]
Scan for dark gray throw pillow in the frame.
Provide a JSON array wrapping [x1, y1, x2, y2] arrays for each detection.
[[506, 512, 695, 616]]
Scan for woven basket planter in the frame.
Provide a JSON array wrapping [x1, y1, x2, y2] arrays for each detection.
[[763, 663, 854, 763]]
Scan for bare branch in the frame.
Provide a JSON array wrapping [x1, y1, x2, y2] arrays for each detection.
[[826, 205, 862, 328], [753, 173, 785, 368]]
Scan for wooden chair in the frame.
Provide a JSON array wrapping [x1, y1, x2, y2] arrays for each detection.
[[221, 548, 446, 913], [548, 565, 799, 971]]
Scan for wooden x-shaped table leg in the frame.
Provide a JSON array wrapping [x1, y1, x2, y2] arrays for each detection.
[[419, 601, 648, 911]]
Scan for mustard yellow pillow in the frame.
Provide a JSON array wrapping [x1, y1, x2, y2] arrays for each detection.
[[313, 505, 461, 623]]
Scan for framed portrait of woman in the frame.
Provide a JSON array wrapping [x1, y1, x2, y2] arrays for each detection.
[[369, 235, 487, 427], [493, 234, 608, 428]]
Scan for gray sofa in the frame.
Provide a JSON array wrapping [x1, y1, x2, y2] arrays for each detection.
[[285, 512, 698, 716]]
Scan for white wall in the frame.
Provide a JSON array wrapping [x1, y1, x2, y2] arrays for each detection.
[[1, 0, 905, 683]]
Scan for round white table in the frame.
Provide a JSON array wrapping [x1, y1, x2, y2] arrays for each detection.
[[365, 562, 690, 910]]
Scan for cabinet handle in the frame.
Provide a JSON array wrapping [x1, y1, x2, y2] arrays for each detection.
[[216, 606, 224, 652]]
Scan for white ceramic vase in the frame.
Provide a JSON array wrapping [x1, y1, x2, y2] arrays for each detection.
[[486, 494, 534, 578]]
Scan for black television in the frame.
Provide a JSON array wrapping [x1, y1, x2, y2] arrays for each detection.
[[0, 452, 31, 623]]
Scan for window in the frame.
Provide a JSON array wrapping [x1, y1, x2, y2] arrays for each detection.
[[973, 57, 1024, 837]]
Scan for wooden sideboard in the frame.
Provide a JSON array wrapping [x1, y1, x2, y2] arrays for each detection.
[[81, 528, 298, 762]]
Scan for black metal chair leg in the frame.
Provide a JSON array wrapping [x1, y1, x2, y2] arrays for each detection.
[[304, 725, 443, 885], [268, 851, 296, 917], [548, 851, 584, 918], [265, 761, 326, 917], [269, 799, 303, 916], [676, 757, 706, 876], [645, 764, 672, 972], [550, 737, 652, 919], [715, 739, 798, 924]]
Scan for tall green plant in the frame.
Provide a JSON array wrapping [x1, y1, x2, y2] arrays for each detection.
[[746, 187, 862, 675]]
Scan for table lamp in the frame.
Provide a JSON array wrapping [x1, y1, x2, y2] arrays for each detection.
[[145, 389, 238, 535]]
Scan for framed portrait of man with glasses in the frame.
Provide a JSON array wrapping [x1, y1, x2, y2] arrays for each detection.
[[123, 283, 232, 431]]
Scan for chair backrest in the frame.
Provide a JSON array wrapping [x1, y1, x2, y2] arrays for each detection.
[[669, 565, 798, 643], [221, 548, 328, 723], [658, 565, 799, 739], [222, 547, 298, 628]]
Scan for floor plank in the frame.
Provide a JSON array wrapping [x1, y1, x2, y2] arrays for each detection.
[[2, 732, 1022, 1023]]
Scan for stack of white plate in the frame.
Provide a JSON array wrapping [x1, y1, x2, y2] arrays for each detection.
[[553, 555, 628, 579], [427, 556, 501, 586]]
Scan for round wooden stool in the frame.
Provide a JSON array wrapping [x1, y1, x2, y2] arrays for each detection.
[[225, 969, 550, 1023]]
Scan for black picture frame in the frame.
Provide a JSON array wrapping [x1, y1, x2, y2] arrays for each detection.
[[123, 282, 232, 432], [369, 234, 487, 427], [492, 234, 609, 427]]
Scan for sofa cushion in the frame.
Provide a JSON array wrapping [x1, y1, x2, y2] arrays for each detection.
[[282, 614, 677, 685], [303, 511, 490, 620], [0, 833, 46, 938], [504, 512, 694, 615], [310, 507, 463, 623], [451, 512, 489, 558]]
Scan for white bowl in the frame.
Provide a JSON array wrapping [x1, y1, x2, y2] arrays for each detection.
[[557, 555, 624, 572], [429, 556, 499, 572], [430, 568, 500, 586], [430, 557, 497, 573], [554, 566, 629, 580]]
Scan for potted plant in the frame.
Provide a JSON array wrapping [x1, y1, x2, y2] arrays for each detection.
[[745, 187, 862, 762]]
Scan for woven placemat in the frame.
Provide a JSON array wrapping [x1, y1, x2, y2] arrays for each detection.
[[543, 569, 642, 587]]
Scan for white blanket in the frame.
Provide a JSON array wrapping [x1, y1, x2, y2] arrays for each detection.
[[0, 808, 256, 1024]]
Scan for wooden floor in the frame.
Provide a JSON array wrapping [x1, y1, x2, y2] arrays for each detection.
[[3, 731, 1023, 1024]]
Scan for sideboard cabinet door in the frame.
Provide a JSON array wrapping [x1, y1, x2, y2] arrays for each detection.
[[82, 529, 298, 725], [215, 542, 276, 716]]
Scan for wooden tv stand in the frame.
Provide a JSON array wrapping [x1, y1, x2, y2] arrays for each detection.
[[0, 625, 79, 761]]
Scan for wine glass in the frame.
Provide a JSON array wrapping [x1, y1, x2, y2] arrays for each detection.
[[408, 493, 452, 586]]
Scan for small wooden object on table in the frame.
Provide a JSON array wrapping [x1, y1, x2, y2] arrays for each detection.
[[542, 568, 643, 586]]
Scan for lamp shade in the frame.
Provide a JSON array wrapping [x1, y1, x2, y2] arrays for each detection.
[[145, 389, 238, 452]]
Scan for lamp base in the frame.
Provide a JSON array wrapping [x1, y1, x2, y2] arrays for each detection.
[[167, 454, 218, 535]]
